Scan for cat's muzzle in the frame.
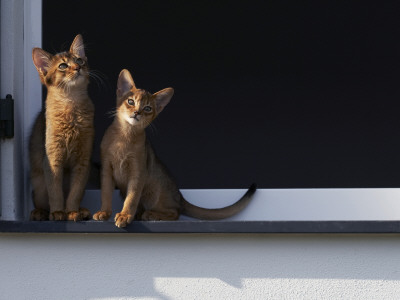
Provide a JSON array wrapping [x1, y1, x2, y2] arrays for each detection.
[[131, 111, 140, 121]]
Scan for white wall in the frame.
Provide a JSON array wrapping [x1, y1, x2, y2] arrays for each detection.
[[1, 234, 400, 300]]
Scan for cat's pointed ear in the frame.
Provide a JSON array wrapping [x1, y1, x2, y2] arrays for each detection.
[[153, 88, 174, 114], [70, 34, 86, 58], [117, 69, 137, 98], [32, 48, 52, 81]]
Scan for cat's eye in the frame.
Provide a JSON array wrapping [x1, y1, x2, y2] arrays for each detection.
[[127, 99, 135, 106], [58, 63, 68, 70], [143, 106, 152, 112], [75, 58, 84, 65]]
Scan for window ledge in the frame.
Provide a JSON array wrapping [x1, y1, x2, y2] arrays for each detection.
[[0, 220, 400, 233]]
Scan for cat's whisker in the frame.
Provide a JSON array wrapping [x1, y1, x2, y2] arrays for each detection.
[[106, 108, 118, 118], [57, 80, 64, 89], [90, 69, 108, 80], [89, 70, 109, 91], [57, 79, 69, 95], [149, 123, 158, 136], [143, 119, 156, 136], [62, 77, 71, 95], [149, 118, 159, 136], [88, 73, 102, 88]]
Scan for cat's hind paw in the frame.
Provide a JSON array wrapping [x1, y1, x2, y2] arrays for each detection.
[[66, 207, 92, 222], [93, 211, 111, 221], [79, 207, 91, 220], [50, 211, 67, 221], [141, 210, 179, 221], [30, 208, 49, 221], [114, 213, 134, 228], [67, 211, 81, 221]]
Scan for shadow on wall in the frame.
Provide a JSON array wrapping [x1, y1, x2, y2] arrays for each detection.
[[1, 235, 400, 299]]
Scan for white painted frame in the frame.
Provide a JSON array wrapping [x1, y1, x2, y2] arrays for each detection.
[[0, 0, 42, 220], [81, 188, 400, 221]]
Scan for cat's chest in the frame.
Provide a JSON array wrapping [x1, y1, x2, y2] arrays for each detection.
[[110, 142, 146, 179], [47, 103, 93, 130]]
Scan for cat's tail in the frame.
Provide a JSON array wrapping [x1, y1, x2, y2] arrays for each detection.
[[180, 183, 257, 220]]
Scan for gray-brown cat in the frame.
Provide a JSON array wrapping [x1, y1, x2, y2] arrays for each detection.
[[30, 34, 94, 221], [93, 69, 256, 227]]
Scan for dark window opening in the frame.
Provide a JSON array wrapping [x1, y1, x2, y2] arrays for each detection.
[[43, 1, 400, 189]]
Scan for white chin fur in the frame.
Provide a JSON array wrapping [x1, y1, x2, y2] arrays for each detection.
[[125, 116, 139, 125], [65, 76, 87, 87]]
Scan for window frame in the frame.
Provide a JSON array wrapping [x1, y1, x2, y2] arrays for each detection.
[[0, 0, 42, 220], [1, 0, 400, 233]]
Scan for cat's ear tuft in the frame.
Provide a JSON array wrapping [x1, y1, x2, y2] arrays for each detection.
[[70, 34, 86, 58], [117, 69, 136, 98], [32, 48, 52, 80], [153, 88, 174, 114]]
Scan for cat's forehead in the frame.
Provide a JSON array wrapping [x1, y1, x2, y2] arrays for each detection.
[[132, 89, 151, 101], [54, 51, 79, 61]]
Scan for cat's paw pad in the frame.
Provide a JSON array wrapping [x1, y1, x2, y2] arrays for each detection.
[[50, 211, 67, 221], [79, 207, 91, 220], [30, 208, 49, 221], [114, 213, 134, 228], [93, 211, 111, 221]]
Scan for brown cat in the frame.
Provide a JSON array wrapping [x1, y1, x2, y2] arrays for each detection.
[[93, 69, 256, 227], [29, 34, 94, 221]]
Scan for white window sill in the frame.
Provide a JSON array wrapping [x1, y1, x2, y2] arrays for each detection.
[[2, 188, 400, 233], [0, 220, 399, 233]]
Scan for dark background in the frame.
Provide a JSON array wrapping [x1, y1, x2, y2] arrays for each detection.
[[43, 1, 400, 188]]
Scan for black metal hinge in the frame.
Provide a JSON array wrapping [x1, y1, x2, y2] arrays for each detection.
[[0, 94, 14, 138]]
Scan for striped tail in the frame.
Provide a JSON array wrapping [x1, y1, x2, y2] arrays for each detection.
[[181, 183, 257, 220]]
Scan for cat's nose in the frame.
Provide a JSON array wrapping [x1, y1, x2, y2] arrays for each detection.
[[131, 111, 140, 120], [74, 64, 81, 71]]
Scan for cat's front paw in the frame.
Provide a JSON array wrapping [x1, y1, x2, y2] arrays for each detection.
[[30, 208, 49, 221], [114, 213, 134, 228], [93, 211, 111, 221], [50, 211, 67, 221]]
